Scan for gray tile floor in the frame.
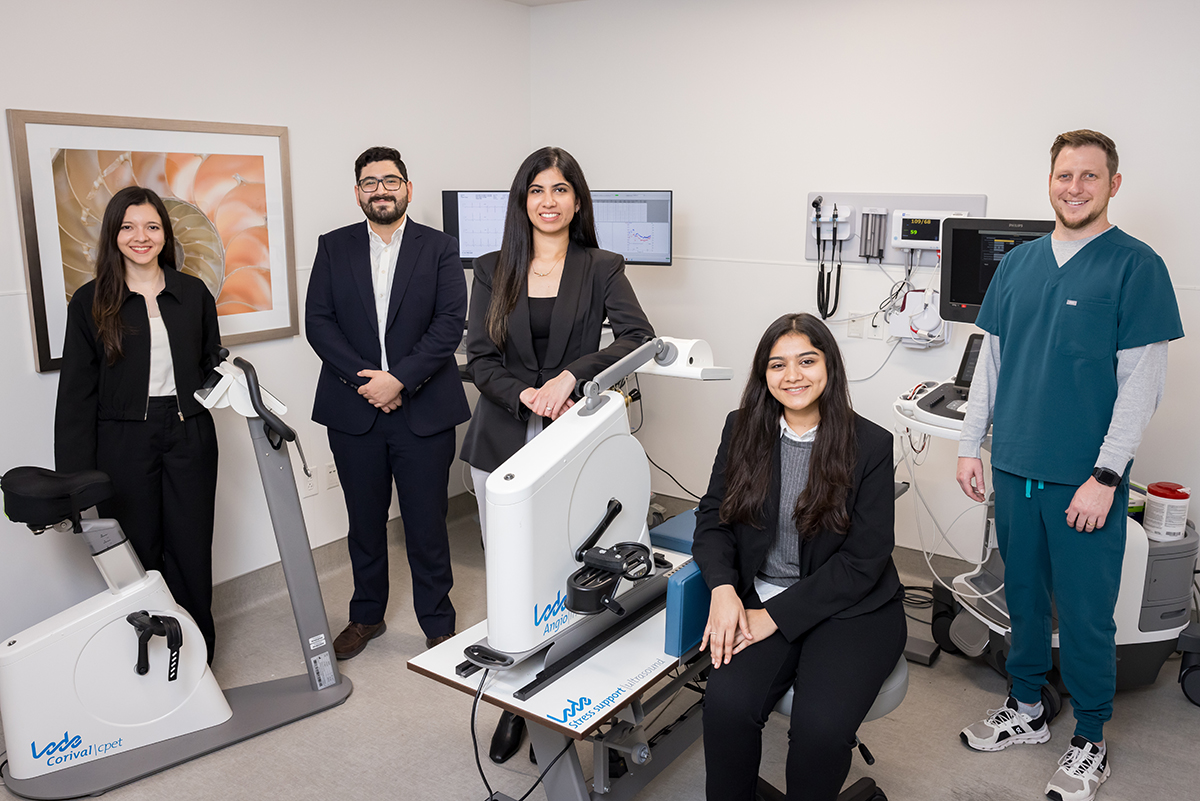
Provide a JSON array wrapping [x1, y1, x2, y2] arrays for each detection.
[[2, 497, 1197, 800]]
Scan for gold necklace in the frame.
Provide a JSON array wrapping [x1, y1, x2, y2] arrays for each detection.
[[531, 257, 563, 278]]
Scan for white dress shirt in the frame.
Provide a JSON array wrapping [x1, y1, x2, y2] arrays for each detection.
[[366, 216, 408, 372]]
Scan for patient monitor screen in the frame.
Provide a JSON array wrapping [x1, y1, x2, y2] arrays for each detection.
[[940, 219, 1054, 322], [460, 192, 509, 260], [592, 191, 673, 265]]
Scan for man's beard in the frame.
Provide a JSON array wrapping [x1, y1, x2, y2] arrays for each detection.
[[361, 194, 407, 225], [1055, 204, 1104, 231]]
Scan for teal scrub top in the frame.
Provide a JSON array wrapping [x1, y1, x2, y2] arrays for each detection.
[[975, 227, 1184, 485]]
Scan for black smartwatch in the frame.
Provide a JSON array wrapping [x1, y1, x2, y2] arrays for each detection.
[[1091, 467, 1122, 487]]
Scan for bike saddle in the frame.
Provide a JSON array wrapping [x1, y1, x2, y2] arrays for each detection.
[[1, 466, 113, 531]]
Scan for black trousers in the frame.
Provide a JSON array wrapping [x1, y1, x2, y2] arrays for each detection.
[[703, 597, 906, 801], [328, 410, 456, 639], [96, 398, 218, 663]]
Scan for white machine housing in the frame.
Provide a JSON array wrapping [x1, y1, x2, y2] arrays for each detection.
[[0, 560, 229, 780], [485, 389, 652, 655]]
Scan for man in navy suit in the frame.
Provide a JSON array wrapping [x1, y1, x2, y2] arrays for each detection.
[[306, 146, 470, 658]]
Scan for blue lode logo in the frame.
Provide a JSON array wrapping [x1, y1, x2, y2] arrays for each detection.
[[31, 731, 124, 766], [533, 590, 568, 627], [547, 697, 592, 724], [31, 732, 81, 760]]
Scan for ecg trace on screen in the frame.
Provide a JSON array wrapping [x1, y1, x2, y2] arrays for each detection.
[[592, 192, 671, 264], [457, 192, 508, 259]]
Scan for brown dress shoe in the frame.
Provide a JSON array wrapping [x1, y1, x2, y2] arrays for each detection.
[[426, 632, 455, 649], [333, 621, 386, 660]]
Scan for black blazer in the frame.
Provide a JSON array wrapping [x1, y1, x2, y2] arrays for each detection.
[[691, 411, 902, 643], [306, 219, 470, 437], [55, 267, 221, 473], [459, 243, 654, 472]]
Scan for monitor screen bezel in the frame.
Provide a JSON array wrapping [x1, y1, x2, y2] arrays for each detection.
[[939, 217, 1055, 323]]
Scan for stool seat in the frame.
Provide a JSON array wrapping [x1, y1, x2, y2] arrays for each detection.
[[772, 654, 908, 721], [1, 466, 113, 529]]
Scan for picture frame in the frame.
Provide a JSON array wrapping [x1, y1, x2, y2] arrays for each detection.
[[7, 109, 299, 372]]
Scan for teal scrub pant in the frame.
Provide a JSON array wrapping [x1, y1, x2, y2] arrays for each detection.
[[992, 468, 1127, 743]]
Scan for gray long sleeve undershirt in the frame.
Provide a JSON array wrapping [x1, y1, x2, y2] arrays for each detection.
[[957, 335, 1168, 475], [958, 231, 1170, 476]]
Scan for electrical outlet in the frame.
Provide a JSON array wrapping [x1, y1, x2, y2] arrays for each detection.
[[848, 313, 865, 339], [302, 472, 318, 498], [868, 316, 886, 340], [325, 462, 340, 490]]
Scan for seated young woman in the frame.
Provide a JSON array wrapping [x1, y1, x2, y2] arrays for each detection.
[[692, 312, 906, 801]]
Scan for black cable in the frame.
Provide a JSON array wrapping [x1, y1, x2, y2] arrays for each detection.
[[514, 740, 575, 801], [645, 698, 704, 748], [902, 585, 935, 626], [471, 669, 496, 800], [902, 585, 934, 609], [647, 454, 701, 500], [637, 668, 683, 734], [470, 668, 582, 801], [629, 373, 644, 435]]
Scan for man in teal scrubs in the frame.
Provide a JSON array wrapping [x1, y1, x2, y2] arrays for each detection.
[[956, 130, 1184, 801]]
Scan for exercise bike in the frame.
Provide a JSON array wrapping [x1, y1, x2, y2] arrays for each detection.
[[0, 354, 352, 799]]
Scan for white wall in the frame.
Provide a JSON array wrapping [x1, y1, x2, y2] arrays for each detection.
[[0, 0, 532, 638], [5, 0, 1199, 637], [529, 0, 1200, 558]]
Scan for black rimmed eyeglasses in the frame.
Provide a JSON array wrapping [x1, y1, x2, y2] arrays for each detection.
[[358, 175, 406, 192]]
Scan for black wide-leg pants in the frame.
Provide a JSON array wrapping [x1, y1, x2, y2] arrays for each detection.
[[96, 397, 219, 663], [703, 597, 906, 801]]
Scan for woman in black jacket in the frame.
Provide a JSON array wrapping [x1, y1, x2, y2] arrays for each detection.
[[692, 313, 905, 801], [55, 185, 222, 662], [459, 146, 653, 762]]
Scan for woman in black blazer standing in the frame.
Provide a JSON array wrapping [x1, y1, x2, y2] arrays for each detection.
[[459, 146, 653, 761], [692, 313, 905, 801], [55, 185, 222, 663]]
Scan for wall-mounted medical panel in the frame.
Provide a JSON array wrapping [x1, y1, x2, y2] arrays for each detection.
[[804, 192, 987, 267]]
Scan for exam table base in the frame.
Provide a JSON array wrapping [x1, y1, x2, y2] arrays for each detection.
[[490, 708, 703, 801]]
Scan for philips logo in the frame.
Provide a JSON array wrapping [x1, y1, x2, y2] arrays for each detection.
[[31, 731, 124, 766], [534, 591, 571, 635], [547, 696, 592, 724]]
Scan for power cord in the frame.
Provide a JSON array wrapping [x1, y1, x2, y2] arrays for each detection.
[[628, 374, 644, 435], [902, 585, 935, 626], [848, 340, 900, 384], [471, 669, 496, 800], [511, 740, 574, 801], [471, 669, 576, 801], [647, 454, 701, 501]]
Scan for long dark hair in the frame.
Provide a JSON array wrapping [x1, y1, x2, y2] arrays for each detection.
[[92, 186, 177, 365], [485, 147, 599, 346], [720, 313, 857, 536]]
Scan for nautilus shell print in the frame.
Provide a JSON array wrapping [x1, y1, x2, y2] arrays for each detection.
[[53, 149, 272, 315]]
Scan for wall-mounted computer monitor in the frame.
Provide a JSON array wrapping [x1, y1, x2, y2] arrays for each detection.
[[442, 190, 673, 268], [940, 217, 1055, 323]]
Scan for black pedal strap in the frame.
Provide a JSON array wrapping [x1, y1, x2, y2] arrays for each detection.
[[161, 616, 183, 682]]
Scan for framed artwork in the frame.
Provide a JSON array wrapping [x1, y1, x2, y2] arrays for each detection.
[[7, 109, 299, 372]]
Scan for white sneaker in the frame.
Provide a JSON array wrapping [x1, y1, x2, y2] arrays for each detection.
[[960, 696, 1051, 751], [1045, 735, 1109, 801]]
